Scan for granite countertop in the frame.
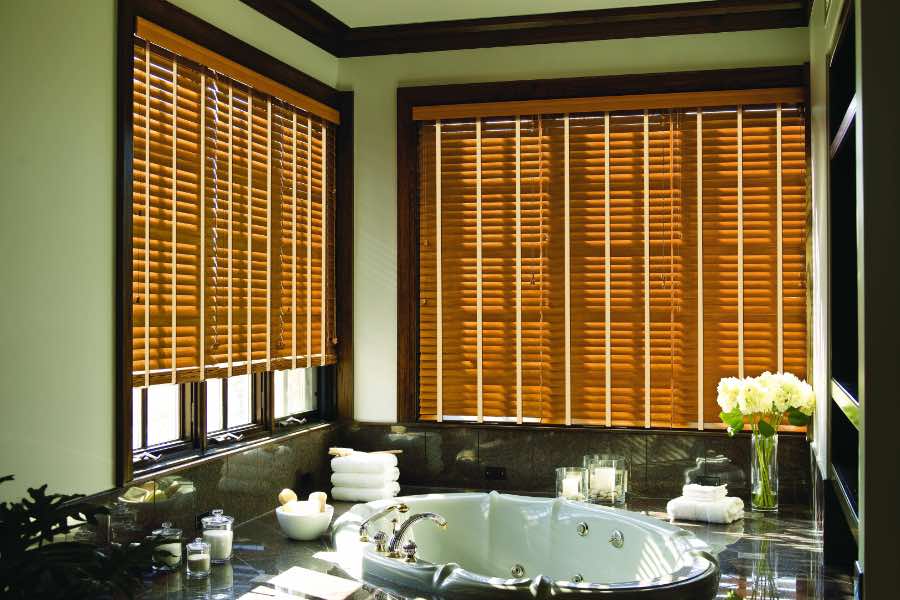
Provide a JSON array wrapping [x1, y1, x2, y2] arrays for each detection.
[[139, 493, 853, 600]]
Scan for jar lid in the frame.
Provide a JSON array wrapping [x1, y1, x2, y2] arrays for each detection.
[[201, 509, 234, 528], [152, 521, 182, 538], [187, 537, 209, 552]]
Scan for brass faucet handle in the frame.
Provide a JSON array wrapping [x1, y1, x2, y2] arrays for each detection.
[[402, 540, 418, 563], [372, 531, 388, 553]]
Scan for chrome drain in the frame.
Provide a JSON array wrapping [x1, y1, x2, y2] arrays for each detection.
[[511, 564, 526, 578], [571, 573, 584, 583]]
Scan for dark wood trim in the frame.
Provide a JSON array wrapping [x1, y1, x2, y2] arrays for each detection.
[[396, 65, 809, 423], [116, 0, 138, 486], [241, 0, 808, 58], [342, 0, 807, 57], [335, 91, 355, 422], [116, 0, 348, 485], [126, 0, 338, 105], [239, 0, 348, 56], [396, 88, 419, 423]]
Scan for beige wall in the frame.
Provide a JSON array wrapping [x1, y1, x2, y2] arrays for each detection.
[[0, 0, 813, 500], [339, 28, 811, 423], [0, 0, 339, 501]]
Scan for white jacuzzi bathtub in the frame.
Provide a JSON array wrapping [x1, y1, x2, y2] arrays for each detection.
[[331, 491, 719, 598]]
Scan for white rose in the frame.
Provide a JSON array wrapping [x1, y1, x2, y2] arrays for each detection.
[[716, 377, 742, 413]]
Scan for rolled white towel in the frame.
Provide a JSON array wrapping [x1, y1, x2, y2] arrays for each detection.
[[331, 482, 401, 502], [331, 453, 398, 474], [331, 469, 400, 489], [666, 496, 744, 524], [683, 484, 727, 501]]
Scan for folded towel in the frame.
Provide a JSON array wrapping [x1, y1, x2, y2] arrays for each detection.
[[331, 453, 398, 474], [331, 482, 401, 502], [666, 496, 744, 524], [683, 484, 727, 501], [331, 469, 400, 489]]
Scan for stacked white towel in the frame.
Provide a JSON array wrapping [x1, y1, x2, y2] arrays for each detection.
[[666, 484, 744, 524], [330, 452, 401, 502]]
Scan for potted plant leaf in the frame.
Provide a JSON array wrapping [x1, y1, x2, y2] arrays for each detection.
[[0, 475, 158, 599]]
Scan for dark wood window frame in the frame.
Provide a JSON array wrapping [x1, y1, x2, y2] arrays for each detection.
[[116, 0, 354, 486], [396, 64, 811, 425]]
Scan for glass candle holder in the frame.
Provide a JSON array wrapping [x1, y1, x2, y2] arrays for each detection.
[[556, 467, 588, 501], [201, 509, 234, 563], [584, 455, 628, 504], [186, 537, 211, 579]]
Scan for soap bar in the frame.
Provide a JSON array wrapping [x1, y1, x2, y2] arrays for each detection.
[[278, 488, 297, 505], [308, 491, 327, 513]]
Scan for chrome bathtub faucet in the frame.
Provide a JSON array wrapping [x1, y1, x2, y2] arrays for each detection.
[[387, 512, 448, 559], [358, 502, 409, 542]]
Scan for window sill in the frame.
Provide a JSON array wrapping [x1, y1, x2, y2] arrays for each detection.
[[129, 421, 335, 486], [375, 420, 808, 438]]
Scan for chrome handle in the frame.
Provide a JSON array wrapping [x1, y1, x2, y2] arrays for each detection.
[[372, 531, 388, 553], [402, 540, 418, 563], [133, 451, 161, 463]]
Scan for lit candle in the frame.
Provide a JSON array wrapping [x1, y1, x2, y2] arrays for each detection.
[[590, 467, 616, 494], [562, 475, 581, 499]]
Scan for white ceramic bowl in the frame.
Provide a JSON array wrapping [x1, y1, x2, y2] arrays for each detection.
[[276, 504, 334, 541]]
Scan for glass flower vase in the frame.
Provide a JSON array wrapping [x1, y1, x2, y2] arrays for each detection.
[[751, 431, 778, 511]]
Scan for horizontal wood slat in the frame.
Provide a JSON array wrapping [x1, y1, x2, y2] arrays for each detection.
[[132, 37, 336, 387], [137, 18, 340, 124], [418, 96, 807, 429], [412, 87, 805, 121]]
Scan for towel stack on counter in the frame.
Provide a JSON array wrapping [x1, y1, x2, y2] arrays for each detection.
[[330, 452, 401, 502], [666, 484, 745, 524]]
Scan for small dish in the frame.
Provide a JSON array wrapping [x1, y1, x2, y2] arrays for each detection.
[[276, 504, 334, 541]]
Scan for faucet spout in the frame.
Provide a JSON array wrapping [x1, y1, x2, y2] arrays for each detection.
[[358, 502, 409, 541], [387, 512, 448, 556]]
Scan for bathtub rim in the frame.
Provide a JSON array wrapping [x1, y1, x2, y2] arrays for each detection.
[[332, 491, 721, 595]]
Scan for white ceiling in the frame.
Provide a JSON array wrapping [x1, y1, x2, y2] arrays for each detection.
[[312, 0, 714, 28]]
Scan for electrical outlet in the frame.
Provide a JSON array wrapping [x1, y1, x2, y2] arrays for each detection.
[[484, 466, 506, 480]]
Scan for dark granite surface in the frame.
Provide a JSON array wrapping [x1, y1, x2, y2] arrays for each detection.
[[138, 489, 853, 600], [341, 423, 813, 505]]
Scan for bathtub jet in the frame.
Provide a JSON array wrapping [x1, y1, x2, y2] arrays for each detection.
[[332, 491, 719, 599]]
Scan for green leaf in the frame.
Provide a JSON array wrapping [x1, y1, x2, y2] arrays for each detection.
[[719, 409, 744, 436], [758, 419, 776, 437], [787, 407, 811, 427]]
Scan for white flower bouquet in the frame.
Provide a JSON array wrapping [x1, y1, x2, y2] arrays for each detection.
[[717, 371, 815, 510]]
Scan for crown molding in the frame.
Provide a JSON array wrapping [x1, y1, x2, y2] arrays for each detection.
[[240, 0, 810, 58]]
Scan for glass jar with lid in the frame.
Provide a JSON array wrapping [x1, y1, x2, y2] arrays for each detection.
[[150, 521, 183, 571], [201, 509, 234, 563], [186, 537, 211, 578]]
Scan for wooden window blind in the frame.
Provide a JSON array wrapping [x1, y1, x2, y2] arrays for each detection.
[[131, 31, 336, 387], [417, 92, 807, 429]]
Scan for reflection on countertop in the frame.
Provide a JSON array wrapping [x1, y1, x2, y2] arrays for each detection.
[[139, 493, 853, 600]]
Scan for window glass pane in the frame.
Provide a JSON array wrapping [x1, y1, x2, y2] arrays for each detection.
[[227, 374, 252, 427], [146, 384, 180, 446], [132, 388, 143, 449], [206, 378, 223, 433], [274, 368, 317, 418]]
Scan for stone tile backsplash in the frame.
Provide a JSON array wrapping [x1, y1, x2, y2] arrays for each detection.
[[341, 423, 812, 506], [87, 421, 811, 543]]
